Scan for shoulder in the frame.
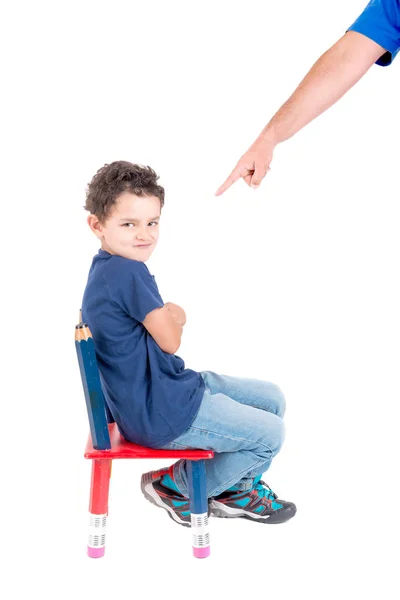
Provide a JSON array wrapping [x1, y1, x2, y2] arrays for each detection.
[[103, 255, 150, 277], [355, 0, 400, 23], [102, 256, 155, 291], [348, 0, 400, 65], [378, 0, 399, 22]]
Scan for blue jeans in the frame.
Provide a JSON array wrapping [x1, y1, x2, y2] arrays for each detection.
[[160, 371, 286, 498]]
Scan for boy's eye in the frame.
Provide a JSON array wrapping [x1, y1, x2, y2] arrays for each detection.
[[122, 223, 134, 227], [148, 221, 159, 227]]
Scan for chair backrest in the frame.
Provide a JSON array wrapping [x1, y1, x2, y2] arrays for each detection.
[[75, 312, 111, 450]]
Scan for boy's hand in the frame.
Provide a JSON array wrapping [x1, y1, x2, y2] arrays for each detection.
[[164, 302, 186, 326]]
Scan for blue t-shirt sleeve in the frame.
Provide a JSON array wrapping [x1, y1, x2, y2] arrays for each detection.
[[105, 258, 164, 322], [348, 0, 400, 66]]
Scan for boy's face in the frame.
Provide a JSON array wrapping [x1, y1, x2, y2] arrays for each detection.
[[88, 192, 161, 262]]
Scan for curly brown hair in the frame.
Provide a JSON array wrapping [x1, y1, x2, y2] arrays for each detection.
[[85, 161, 165, 223]]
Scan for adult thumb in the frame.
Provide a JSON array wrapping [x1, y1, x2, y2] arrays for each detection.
[[250, 165, 270, 188]]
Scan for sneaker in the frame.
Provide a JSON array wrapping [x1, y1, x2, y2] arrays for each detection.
[[140, 467, 192, 527], [209, 478, 296, 524]]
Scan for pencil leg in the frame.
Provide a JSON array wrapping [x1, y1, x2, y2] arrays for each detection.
[[187, 459, 210, 558], [87, 458, 112, 558]]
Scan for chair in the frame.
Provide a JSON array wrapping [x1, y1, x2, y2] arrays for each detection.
[[75, 316, 214, 559]]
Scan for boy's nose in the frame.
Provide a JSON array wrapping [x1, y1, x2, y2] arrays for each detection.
[[137, 229, 150, 241]]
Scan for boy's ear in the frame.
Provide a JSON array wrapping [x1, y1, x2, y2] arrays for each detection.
[[87, 214, 104, 239]]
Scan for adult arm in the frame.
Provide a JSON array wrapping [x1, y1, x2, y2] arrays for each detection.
[[215, 31, 386, 195]]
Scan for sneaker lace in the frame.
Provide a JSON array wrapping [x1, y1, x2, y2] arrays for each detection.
[[255, 480, 278, 502]]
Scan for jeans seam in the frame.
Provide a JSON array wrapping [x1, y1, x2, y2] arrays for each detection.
[[187, 425, 275, 454]]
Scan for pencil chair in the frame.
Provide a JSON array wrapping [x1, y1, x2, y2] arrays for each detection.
[[75, 315, 213, 559]]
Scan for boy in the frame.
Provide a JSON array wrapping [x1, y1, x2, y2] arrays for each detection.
[[82, 160, 296, 527]]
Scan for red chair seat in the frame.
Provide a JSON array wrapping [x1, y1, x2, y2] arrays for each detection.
[[85, 422, 214, 460]]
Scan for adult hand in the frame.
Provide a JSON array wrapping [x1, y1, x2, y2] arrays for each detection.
[[215, 134, 276, 196]]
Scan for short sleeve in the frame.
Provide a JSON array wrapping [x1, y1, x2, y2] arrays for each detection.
[[104, 257, 164, 322], [348, 0, 400, 66]]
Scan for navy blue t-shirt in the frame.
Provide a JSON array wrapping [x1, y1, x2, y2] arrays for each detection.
[[348, 0, 400, 66], [81, 249, 204, 448]]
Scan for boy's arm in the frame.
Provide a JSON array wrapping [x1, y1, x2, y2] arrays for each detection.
[[164, 302, 186, 326], [143, 306, 184, 354]]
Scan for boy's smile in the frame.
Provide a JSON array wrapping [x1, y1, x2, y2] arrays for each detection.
[[88, 192, 161, 262]]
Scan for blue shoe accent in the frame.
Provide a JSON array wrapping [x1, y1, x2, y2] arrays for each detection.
[[253, 475, 262, 486], [172, 499, 188, 507], [234, 496, 251, 508], [161, 473, 181, 494], [254, 480, 283, 510]]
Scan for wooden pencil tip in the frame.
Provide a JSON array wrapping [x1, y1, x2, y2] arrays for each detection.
[[79, 309, 83, 324]]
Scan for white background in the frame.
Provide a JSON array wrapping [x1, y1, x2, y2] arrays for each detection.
[[1, 0, 399, 598]]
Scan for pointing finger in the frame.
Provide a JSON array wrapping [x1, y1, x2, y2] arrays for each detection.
[[215, 164, 248, 196]]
